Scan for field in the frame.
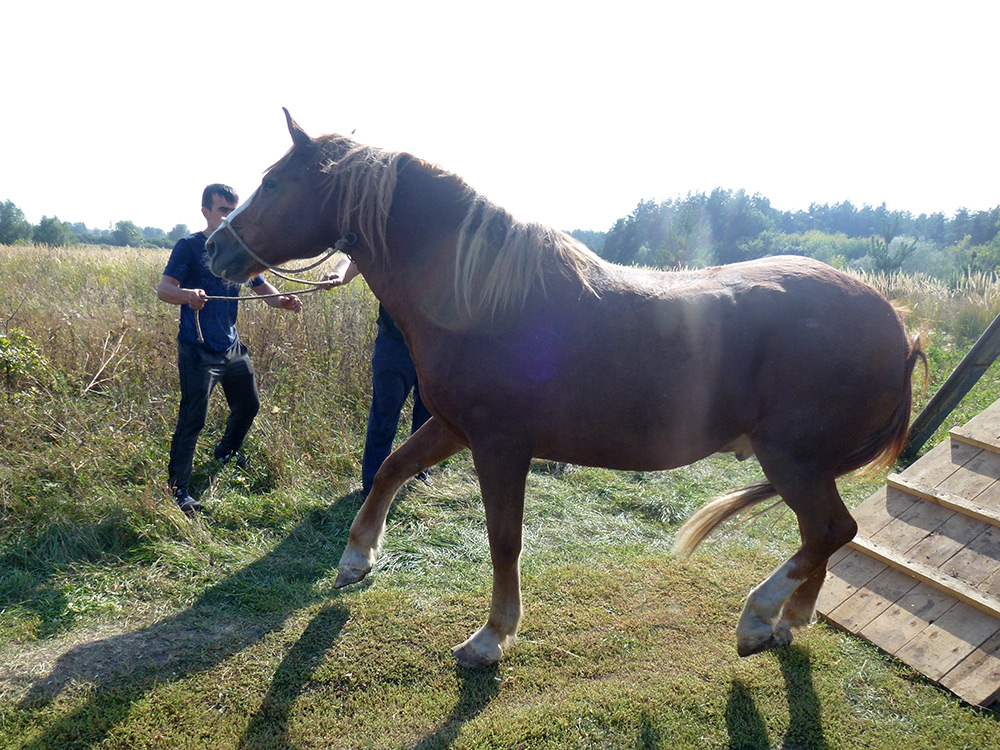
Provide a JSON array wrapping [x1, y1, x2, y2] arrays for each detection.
[[4, 244, 1000, 748]]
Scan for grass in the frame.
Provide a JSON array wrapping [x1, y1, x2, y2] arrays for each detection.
[[3, 244, 1000, 747]]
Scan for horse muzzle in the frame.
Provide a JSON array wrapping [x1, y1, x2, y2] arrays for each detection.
[[205, 231, 256, 283]]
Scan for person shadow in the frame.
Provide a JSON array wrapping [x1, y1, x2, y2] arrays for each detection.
[[724, 645, 830, 749], [15, 490, 364, 750], [407, 665, 501, 750]]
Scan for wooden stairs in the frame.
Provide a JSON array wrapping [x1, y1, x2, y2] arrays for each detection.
[[817, 398, 1000, 706]]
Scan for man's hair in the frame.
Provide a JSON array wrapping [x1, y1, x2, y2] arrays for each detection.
[[202, 183, 238, 210]]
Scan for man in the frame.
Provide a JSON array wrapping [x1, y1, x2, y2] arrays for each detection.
[[157, 183, 302, 514], [322, 257, 431, 495]]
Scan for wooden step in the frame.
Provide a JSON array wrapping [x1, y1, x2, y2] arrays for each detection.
[[952, 425, 1000, 454], [847, 535, 1000, 621], [887, 473, 1000, 528]]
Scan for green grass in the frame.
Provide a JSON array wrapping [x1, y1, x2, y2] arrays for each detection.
[[3, 244, 1000, 748]]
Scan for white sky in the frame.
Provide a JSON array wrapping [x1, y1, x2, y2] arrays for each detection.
[[2, 1, 997, 234]]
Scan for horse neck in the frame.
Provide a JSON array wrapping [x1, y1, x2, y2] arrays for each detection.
[[359, 160, 472, 328]]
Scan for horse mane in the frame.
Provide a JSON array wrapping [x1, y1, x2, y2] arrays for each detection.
[[306, 134, 606, 316]]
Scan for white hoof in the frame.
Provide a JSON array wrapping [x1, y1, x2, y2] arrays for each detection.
[[334, 545, 375, 588], [451, 627, 507, 668]]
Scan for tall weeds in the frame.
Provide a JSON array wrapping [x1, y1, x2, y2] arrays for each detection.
[[0, 244, 377, 568], [853, 268, 1000, 345]]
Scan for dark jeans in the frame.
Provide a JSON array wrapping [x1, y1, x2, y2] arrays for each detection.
[[168, 341, 260, 490], [362, 329, 431, 493]]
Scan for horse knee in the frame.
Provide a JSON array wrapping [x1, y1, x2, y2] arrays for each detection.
[[827, 513, 858, 552]]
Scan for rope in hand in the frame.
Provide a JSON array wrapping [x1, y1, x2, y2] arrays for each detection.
[[192, 229, 356, 343], [194, 283, 331, 344]]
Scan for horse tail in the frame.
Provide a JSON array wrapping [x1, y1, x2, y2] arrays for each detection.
[[672, 481, 779, 557], [837, 333, 927, 478], [673, 333, 926, 558]]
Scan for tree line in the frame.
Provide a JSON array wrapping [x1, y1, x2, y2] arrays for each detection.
[[569, 189, 1000, 279], [4, 191, 1000, 280], [0, 199, 189, 249]]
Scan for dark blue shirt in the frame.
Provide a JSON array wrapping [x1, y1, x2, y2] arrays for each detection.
[[163, 231, 264, 352]]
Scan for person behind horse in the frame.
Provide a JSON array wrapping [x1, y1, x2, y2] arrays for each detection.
[[156, 183, 303, 514], [322, 257, 431, 495]]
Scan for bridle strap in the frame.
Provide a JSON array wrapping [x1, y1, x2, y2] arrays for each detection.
[[218, 216, 357, 284]]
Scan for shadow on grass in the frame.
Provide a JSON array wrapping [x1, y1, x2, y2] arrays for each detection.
[[15, 490, 363, 750], [409, 664, 501, 750], [724, 645, 829, 750], [242, 603, 351, 749]]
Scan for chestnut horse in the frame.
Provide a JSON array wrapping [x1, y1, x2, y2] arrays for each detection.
[[206, 110, 923, 667]]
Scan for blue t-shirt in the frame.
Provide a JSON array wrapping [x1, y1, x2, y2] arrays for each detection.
[[163, 232, 264, 352]]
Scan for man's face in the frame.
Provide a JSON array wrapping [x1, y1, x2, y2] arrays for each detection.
[[202, 194, 237, 234]]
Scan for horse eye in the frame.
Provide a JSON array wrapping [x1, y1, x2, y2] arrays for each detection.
[[263, 178, 278, 190]]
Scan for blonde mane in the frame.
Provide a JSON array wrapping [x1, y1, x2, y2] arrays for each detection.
[[312, 135, 605, 316]]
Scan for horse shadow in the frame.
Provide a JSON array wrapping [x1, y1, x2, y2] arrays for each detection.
[[724, 645, 830, 750], [14, 490, 364, 750]]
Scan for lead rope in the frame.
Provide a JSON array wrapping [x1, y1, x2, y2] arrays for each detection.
[[193, 229, 358, 344]]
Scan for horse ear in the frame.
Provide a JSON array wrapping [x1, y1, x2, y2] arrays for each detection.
[[282, 107, 312, 149]]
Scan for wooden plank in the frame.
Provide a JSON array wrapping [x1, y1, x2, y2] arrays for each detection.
[[940, 628, 1000, 706], [901, 438, 977, 487], [939, 526, 1000, 587], [961, 398, 1000, 438], [894, 602, 1000, 681], [869, 490, 960, 555], [888, 474, 1000, 528], [940, 447, 1000, 495], [850, 486, 909, 539], [859, 583, 958, 655], [825, 566, 919, 632], [848, 535, 1000, 620], [817, 550, 888, 615], [953, 426, 1000, 455], [906, 511, 989, 569]]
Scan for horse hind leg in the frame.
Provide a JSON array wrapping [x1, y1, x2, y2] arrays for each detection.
[[736, 467, 856, 657], [335, 418, 465, 588]]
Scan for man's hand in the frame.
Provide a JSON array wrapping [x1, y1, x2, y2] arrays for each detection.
[[186, 289, 208, 310], [278, 294, 303, 313], [319, 270, 347, 287]]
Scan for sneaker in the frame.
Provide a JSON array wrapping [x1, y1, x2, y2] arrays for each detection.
[[214, 447, 247, 470], [173, 486, 203, 516]]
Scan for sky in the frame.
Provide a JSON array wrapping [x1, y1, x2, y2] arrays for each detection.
[[2, 1, 997, 235]]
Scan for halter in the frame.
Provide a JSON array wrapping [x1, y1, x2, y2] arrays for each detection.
[[218, 215, 357, 285]]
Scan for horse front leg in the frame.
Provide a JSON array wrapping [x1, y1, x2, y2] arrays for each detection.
[[335, 417, 465, 588], [452, 441, 531, 668]]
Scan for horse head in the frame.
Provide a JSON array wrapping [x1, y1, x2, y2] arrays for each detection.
[[205, 109, 344, 283]]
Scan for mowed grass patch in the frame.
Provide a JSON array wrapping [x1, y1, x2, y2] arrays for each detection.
[[4, 547, 999, 749]]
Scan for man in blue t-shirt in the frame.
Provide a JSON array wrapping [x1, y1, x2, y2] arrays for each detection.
[[157, 183, 302, 514]]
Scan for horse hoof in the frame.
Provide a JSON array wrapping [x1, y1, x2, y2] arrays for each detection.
[[334, 564, 370, 588], [736, 627, 793, 657], [451, 639, 503, 669]]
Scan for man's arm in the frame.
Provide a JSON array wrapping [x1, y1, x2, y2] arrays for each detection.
[[320, 257, 361, 287], [157, 275, 207, 310]]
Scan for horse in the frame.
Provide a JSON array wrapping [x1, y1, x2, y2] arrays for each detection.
[[205, 109, 924, 668]]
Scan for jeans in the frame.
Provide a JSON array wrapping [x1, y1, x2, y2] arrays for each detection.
[[362, 329, 431, 493], [168, 341, 260, 489]]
